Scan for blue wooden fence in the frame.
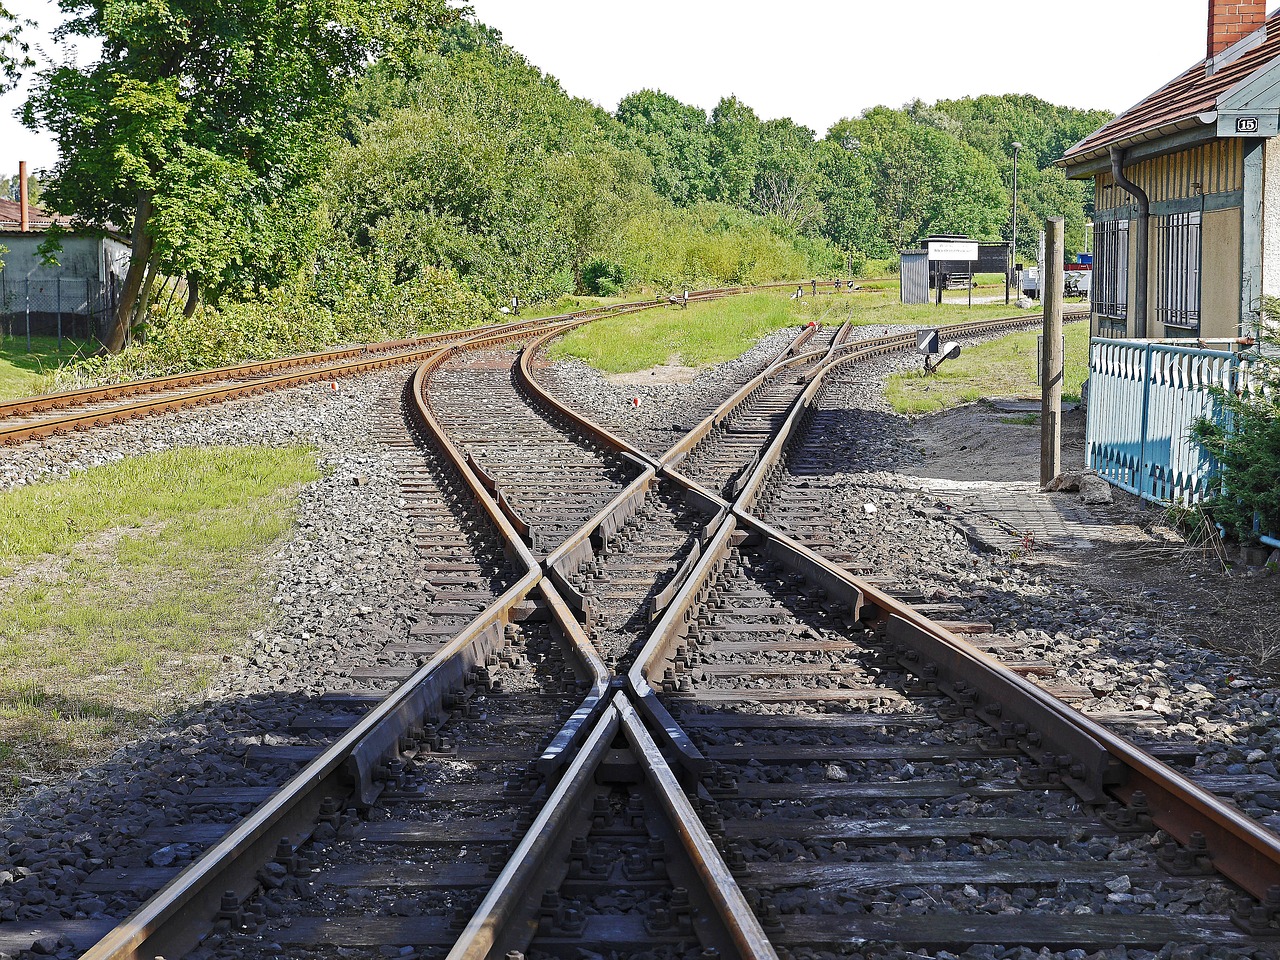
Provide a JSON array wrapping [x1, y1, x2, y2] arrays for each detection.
[[1086, 338, 1259, 505]]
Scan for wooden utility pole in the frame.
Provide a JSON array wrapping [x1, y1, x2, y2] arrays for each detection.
[[1040, 217, 1064, 486]]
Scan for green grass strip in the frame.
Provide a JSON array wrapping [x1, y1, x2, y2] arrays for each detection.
[[0, 334, 92, 401], [886, 319, 1091, 415], [0, 446, 320, 797], [546, 290, 1041, 375]]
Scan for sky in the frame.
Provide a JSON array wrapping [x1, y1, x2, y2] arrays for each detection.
[[0, 0, 1225, 176]]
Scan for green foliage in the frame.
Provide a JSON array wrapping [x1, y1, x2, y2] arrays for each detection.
[[930, 95, 1112, 260], [709, 96, 762, 208], [52, 262, 494, 387], [24, 0, 460, 346], [616, 202, 840, 290], [582, 259, 626, 297], [827, 107, 1007, 258], [615, 89, 715, 205], [0, 2, 30, 94], [1194, 304, 1280, 539], [335, 31, 837, 304], [0, 168, 41, 206]]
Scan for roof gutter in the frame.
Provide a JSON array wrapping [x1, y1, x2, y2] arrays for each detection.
[[1060, 112, 1219, 177], [1110, 145, 1150, 338]]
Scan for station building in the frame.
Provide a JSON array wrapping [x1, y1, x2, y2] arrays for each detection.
[[1061, 0, 1280, 344]]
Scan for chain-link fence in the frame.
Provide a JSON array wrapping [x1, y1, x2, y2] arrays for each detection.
[[0, 275, 117, 347]]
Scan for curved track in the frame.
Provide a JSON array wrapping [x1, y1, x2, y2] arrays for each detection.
[[10, 297, 1280, 960]]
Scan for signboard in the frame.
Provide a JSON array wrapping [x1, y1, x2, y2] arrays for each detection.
[[1237, 117, 1260, 134], [927, 241, 979, 261], [916, 329, 940, 354]]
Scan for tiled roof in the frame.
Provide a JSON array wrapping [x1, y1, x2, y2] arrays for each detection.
[[0, 196, 77, 233], [1062, 10, 1280, 165], [0, 197, 128, 241]]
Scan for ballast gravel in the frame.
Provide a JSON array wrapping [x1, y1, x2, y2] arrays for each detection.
[[767, 346, 1280, 823], [0, 365, 508, 953]]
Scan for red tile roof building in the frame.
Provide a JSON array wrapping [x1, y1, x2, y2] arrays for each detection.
[[1061, 2, 1280, 341]]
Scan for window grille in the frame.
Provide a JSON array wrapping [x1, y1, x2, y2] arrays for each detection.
[[1093, 219, 1129, 324], [1156, 211, 1201, 332]]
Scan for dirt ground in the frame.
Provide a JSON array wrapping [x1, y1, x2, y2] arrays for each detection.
[[902, 401, 1280, 673], [606, 357, 701, 386]]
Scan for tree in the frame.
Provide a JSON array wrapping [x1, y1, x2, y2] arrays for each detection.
[[753, 118, 823, 233], [816, 139, 876, 256], [24, 0, 458, 353], [615, 89, 714, 205], [544, 144, 652, 292], [0, 168, 42, 206], [709, 96, 761, 208], [0, 2, 31, 93], [828, 108, 1007, 256]]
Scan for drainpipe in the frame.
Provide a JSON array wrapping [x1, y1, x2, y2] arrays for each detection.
[[1110, 145, 1149, 338]]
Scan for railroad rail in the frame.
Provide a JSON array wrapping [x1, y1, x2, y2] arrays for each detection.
[[9, 298, 1280, 958], [0, 282, 772, 447]]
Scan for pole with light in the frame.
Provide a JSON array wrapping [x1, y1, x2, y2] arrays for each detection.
[[1011, 141, 1022, 295]]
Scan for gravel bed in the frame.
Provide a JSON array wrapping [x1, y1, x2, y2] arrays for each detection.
[[534, 325, 810, 457], [0, 366, 510, 953], [761, 346, 1280, 833]]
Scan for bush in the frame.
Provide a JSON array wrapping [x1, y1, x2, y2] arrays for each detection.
[[51, 264, 496, 388], [582, 258, 626, 297], [1194, 300, 1280, 541]]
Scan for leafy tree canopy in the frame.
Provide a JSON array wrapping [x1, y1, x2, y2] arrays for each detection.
[[24, 0, 460, 351]]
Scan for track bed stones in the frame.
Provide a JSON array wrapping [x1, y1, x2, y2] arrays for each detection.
[[428, 345, 637, 554], [561, 483, 706, 671], [0, 372, 510, 952], [533, 326, 808, 459], [184, 614, 588, 960], [751, 345, 1280, 833], [651, 546, 1280, 957]]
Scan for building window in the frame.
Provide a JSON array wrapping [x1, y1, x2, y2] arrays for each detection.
[[1156, 211, 1201, 333], [1093, 219, 1129, 329]]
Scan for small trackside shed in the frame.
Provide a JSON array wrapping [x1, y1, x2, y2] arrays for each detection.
[[0, 194, 131, 339], [1060, 1, 1280, 344]]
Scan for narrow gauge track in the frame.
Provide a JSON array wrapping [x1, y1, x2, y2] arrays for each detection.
[[57, 294, 777, 960], [0, 367, 520, 959], [43, 300, 1280, 960], [0, 283, 788, 449], [425, 341, 639, 556], [520, 307, 1280, 955], [0, 329, 482, 446]]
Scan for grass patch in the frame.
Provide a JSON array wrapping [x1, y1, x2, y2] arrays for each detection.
[[547, 290, 1040, 374], [0, 334, 92, 401], [0, 446, 320, 798], [547, 292, 802, 373], [517, 294, 635, 321], [886, 319, 1091, 415]]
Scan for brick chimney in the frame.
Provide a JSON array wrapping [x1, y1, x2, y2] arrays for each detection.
[[18, 160, 27, 232], [1208, 1, 1268, 61]]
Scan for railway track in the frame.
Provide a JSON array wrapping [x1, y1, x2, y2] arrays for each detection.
[[0, 284, 786, 449], [8, 299, 1280, 959]]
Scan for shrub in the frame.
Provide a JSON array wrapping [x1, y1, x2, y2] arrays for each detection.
[[51, 264, 495, 388], [1193, 300, 1280, 540], [582, 258, 626, 297]]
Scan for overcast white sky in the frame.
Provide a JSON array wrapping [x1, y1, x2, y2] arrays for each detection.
[[0, 0, 1226, 177]]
